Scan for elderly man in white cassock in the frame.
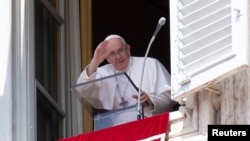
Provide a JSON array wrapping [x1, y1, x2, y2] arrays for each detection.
[[76, 34, 178, 128]]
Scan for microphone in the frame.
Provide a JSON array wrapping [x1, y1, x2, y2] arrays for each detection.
[[152, 17, 166, 38], [137, 17, 166, 119]]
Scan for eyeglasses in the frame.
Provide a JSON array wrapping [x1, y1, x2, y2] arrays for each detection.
[[108, 47, 127, 58]]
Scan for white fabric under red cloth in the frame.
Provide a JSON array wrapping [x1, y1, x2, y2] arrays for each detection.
[[58, 112, 169, 141]]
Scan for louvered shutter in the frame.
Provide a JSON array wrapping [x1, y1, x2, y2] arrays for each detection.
[[169, 0, 250, 102]]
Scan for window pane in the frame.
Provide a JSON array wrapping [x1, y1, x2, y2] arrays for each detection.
[[37, 89, 59, 141], [35, 0, 63, 140], [35, 0, 59, 98]]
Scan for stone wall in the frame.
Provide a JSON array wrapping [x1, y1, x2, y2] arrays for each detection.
[[167, 68, 250, 141]]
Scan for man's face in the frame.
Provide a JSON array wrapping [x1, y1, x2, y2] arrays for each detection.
[[106, 38, 131, 71]]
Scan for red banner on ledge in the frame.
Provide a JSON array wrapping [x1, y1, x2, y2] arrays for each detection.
[[59, 112, 169, 141]]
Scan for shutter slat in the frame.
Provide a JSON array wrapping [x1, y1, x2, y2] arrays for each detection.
[[170, 0, 249, 101]]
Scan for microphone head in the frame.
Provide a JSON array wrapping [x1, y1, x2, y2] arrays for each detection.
[[158, 17, 166, 26]]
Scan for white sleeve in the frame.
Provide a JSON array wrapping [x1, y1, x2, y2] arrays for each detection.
[[77, 65, 97, 84], [75, 65, 115, 110], [145, 59, 177, 115]]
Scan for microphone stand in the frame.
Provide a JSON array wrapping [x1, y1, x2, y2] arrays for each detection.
[[137, 17, 166, 119]]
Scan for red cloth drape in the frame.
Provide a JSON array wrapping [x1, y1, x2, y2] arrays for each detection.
[[59, 112, 169, 141]]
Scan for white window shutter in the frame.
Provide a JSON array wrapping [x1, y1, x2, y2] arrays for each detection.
[[169, 0, 250, 102]]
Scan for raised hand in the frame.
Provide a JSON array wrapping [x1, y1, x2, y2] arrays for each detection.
[[87, 40, 110, 75], [92, 40, 110, 64]]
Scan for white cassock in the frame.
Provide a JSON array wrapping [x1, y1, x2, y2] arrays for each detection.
[[76, 56, 176, 127]]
